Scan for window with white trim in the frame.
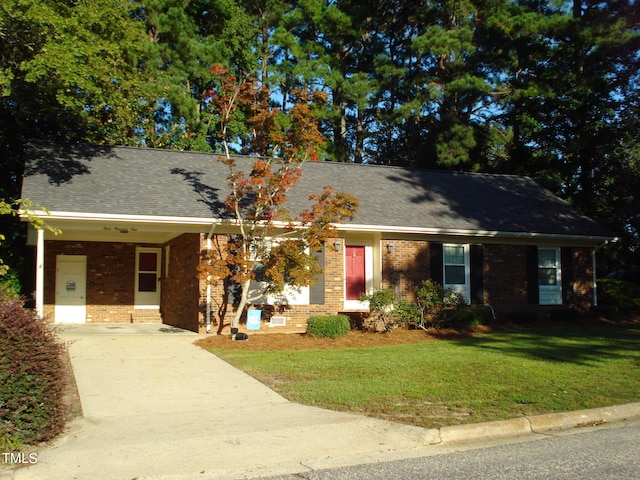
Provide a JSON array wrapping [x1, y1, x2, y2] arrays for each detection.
[[443, 244, 470, 301], [538, 248, 562, 304]]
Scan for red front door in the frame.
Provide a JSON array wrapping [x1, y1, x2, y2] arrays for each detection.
[[346, 246, 366, 300]]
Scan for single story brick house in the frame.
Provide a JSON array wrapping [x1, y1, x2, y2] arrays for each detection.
[[20, 143, 614, 333]]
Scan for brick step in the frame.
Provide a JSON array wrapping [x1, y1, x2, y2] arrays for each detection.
[[131, 309, 163, 324]]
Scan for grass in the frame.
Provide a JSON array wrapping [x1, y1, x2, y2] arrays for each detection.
[[206, 323, 640, 428]]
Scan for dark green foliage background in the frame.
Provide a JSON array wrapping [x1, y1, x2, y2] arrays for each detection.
[[2, 1, 639, 278]]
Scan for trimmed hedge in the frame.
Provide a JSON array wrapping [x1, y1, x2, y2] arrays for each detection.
[[306, 315, 350, 339], [0, 292, 67, 448]]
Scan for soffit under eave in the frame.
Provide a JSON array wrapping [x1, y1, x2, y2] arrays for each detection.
[[370, 230, 614, 248], [27, 217, 213, 244], [30, 214, 613, 249]]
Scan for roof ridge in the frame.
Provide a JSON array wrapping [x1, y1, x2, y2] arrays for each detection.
[[38, 142, 531, 181], [104, 144, 530, 180]]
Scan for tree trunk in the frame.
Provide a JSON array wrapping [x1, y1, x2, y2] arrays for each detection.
[[354, 106, 364, 164], [231, 279, 252, 329]]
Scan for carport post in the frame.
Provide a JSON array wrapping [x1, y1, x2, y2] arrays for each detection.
[[35, 228, 44, 318]]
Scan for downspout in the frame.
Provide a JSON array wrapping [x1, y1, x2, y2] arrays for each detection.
[[592, 239, 612, 307], [205, 222, 218, 333]]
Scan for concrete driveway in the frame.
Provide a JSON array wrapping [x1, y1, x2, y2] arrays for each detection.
[[12, 324, 438, 480]]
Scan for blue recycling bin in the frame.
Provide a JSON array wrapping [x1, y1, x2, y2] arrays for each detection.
[[247, 309, 262, 330]]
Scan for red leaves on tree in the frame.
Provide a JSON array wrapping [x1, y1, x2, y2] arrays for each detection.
[[298, 186, 359, 251], [200, 65, 358, 328]]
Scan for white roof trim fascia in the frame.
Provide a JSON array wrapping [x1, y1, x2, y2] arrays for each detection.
[[22, 210, 219, 226], [335, 223, 615, 244], [23, 210, 615, 244]]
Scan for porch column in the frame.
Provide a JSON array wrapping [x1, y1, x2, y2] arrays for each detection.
[[35, 228, 44, 318]]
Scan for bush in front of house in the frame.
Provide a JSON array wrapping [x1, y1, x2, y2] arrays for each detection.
[[0, 291, 67, 449], [415, 280, 469, 329], [442, 306, 495, 329], [359, 288, 399, 332], [597, 278, 640, 316], [359, 281, 472, 331], [307, 315, 351, 339], [391, 299, 422, 327]]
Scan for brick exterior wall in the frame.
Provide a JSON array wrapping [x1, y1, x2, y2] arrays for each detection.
[[378, 241, 594, 320], [44, 241, 137, 323], [483, 244, 529, 309], [223, 240, 594, 331], [381, 239, 430, 301], [161, 233, 202, 332], [41, 235, 595, 332], [481, 244, 594, 313]]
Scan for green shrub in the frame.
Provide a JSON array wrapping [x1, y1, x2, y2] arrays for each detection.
[[597, 279, 640, 315], [415, 280, 468, 329], [0, 271, 21, 298], [360, 288, 398, 332], [443, 307, 495, 329], [392, 299, 422, 328], [0, 293, 67, 449], [307, 315, 350, 339], [441, 308, 476, 329], [359, 281, 475, 331], [360, 287, 396, 312]]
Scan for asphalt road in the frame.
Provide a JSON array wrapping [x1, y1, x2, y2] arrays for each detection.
[[260, 419, 640, 480]]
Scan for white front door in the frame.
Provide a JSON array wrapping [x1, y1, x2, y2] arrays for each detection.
[[134, 248, 161, 308], [55, 255, 87, 323]]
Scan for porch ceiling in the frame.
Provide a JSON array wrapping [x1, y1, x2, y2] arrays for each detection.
[[28, 216, 211, 244]]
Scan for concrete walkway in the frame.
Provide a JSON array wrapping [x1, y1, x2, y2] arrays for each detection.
[[9, 324, 640, 480], [11, 324, 438, 480]]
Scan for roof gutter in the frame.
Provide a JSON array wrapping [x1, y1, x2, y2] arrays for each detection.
[[28, 211, 616, 245], [23, 210, 218, 226], [335, 223, 616, 245]]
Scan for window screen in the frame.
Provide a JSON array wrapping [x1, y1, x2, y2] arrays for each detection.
[[444, 245, 465, 285]]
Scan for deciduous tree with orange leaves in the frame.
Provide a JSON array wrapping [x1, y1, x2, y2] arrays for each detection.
[[198, 65, 358, 333]]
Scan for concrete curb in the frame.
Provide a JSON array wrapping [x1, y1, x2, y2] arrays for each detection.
[[2, 403, 640, 479], [430, 401, 640, 445], [527, 401, 640, 433], [438, 417, 531, 444]]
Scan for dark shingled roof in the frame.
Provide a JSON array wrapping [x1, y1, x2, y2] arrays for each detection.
[[21, 143, 612, 240]]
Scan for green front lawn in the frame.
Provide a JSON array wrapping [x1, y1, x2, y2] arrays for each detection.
[[206, 324, 640, 428]]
